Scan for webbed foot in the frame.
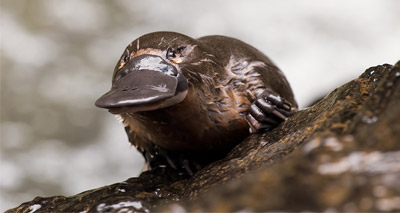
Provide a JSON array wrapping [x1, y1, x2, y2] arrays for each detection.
[[246, 90, 296, 133]]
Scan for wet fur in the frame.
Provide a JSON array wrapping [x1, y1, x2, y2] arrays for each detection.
[[113, 32, 297, 170]]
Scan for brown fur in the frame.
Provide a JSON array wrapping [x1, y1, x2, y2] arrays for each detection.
[[109, 32, 297, 165]]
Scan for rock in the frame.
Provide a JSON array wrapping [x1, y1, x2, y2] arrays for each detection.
[[7, 61, 400, 213]]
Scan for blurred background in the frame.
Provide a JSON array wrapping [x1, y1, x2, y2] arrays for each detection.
[[1, 0, 399, 211]]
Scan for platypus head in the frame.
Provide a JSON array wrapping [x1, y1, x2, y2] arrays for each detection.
[[95, 32, 204, 113]]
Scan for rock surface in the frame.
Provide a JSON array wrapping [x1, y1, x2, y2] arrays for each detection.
[[8, 61, 400, 213]]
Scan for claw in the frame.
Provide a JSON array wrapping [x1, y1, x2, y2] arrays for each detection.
[[256, 98, 274, 113], [282, 102, 291, 111], [271, 109, 287, 121], [246, 113, 274, 133], [266, 94, 283, 106], [158, 149, 177, 170], [246, 90, 295, 132], [249, 104, 267, 121], [255, 98, 285, 121], [143, 145, 202, 176], [181, 159, 194, 176], [246, 113, 262, 131], [266, 94, 292, 112]]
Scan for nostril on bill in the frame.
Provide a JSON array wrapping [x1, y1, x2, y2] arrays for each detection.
[[122, 87, 139, 91]]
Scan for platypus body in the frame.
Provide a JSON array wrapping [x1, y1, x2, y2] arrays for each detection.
[[96, 32, 297, 175]]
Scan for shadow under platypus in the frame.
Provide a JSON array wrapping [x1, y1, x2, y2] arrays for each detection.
[[96, 31, 298, 175]]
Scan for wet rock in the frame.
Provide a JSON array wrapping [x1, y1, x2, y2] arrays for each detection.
[[7, 61, 400, 212]]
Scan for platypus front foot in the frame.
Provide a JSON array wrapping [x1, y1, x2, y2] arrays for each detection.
[[246, 90, 296, 133], [144, 146, 202, 177]]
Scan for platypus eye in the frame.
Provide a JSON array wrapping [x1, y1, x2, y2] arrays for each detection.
[[166, 47, 176, 59], [166, 46, 187, 64]]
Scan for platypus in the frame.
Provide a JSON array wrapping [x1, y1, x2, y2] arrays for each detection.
[[96, 32, 298, 175]]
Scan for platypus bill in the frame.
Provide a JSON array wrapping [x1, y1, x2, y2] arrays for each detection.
[[96, 31, 298, 175]]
